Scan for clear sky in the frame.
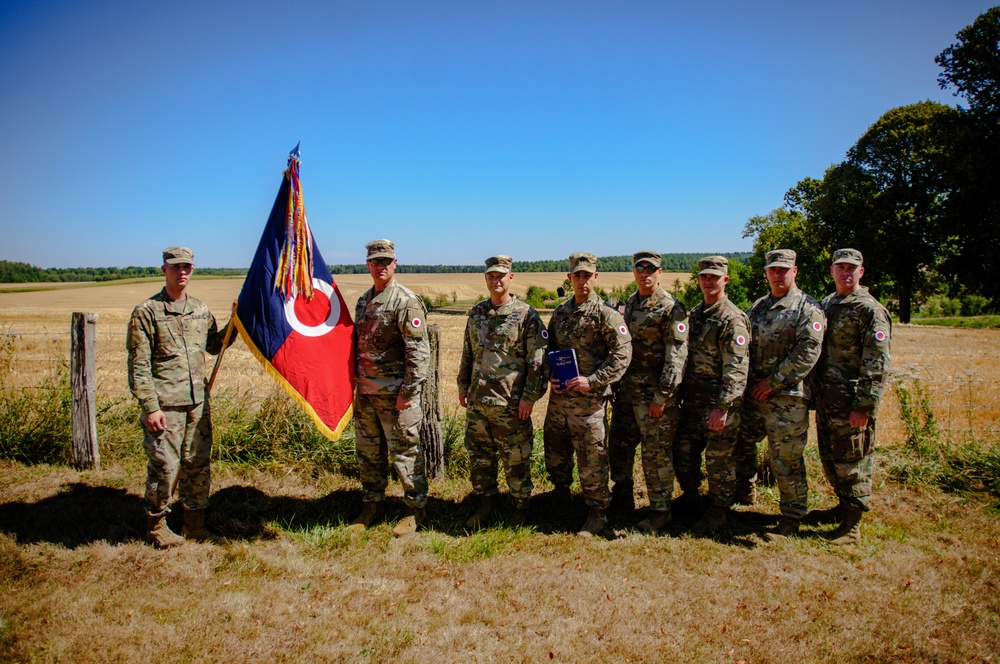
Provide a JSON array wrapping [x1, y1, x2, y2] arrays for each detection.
[[0, 0, 993, 268]]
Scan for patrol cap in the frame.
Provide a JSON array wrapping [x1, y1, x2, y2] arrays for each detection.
[[764, 249, 797, 269], [568, 252, 598, 274], [632, 250, 662, 269], [485, 255, 513, 274], [831, 248, 863, 266], [163, 246, 194, 265], [697, 255, 729, 276], [366, 239, 395, 260]]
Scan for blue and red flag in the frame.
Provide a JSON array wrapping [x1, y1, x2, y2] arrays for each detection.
[[234, 145, 355, 440]]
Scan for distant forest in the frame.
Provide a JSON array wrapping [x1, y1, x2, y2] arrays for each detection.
[[1, 253, 751, 283]]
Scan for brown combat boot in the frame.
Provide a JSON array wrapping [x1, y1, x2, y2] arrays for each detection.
[[825, 505, 863, 545], [636, 509, 672, 533], [577, 507, 607, 538], [807, 500, 847, 525], [550, 485, 572, 503], [181, 508, 216, 542], [692, 505, 727, 535], [146, 513, 184, 549], [348, 502, 384, 532], [765, 516, 801, 541], [464, 494, 495, 530], [609, 481, 635, 513], [733, 484, 756, 506], [393, 506, 425, 537]]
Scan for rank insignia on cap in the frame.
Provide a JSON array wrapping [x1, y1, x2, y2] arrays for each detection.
[[619, 325, 628, 335], [676, 322, 686, 333], [541, 329, 549, 339], [411, 318, 422, 328], [812, 322, 823, 332], [874, 330, 887, 342], [735, 335, 746, 346]]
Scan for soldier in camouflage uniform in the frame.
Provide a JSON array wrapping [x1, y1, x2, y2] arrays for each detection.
[[811, 248, 891, 544], [736, 249, 825, 538], [350, 239, 431, 537], [128, 246, 233, 548], [544, 252, 632, 537], [674, 256, 751, 534], [458, 255, 549, 529], [607, 251, 688, 533]]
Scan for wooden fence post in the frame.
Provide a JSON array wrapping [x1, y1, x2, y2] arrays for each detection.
[[420, 323, 445, 479], [71, 312, 100, 470]]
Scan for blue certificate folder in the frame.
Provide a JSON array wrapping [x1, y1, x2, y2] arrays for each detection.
[[548, 348, 579, 391]]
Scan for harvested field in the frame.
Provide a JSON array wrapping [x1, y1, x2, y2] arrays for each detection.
[[1, 276, 999, 662]]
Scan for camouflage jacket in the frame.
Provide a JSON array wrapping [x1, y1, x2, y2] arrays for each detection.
[[681, 295, 751, 412], [457, 296, 549, 408], [127, 289, 226, 414], [746, 286, 825, 399], [621, 287, 688, 405], [814, 287, 892, 416], [547, 291, 632, 399], [354, 279, 430, 398]]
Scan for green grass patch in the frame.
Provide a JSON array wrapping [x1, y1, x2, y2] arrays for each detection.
[[419, 527, 534, 563], [910, 315, 1000, 329]]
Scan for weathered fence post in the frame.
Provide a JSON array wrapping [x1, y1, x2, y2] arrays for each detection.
[[71, 312, 100, 470], [421, 323, 445, 479]]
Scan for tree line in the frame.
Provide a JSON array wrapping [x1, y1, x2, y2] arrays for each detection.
[[742, 8, 1000, 323], [0, 261, 247, 283]]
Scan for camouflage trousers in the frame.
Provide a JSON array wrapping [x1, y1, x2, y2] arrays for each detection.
[[608, 392, 679, 512], [738, 394, 810, 519], [142, 401, 212, 515], [465, 402, 534, 508], [674, 398, 743, 508], [544, 394, 610, 508], [816, 400, 875, 512], [354, 392, 428, 508]]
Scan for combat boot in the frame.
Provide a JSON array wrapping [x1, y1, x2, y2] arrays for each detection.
[[636, 509, 672, 534], [146, 513, 184, 549], [609, 481, 635, 513], [181, 508, 216, 542], [807, 499, 847, 525], [550, 485, 572, 503], [393, 506, 425, 537], [348, 501, 384, 533], [824, 505, 863, 545], [509, 504, 529, 527], [765, 516, 800, 541], [692, 505, 727, 535], [577, 507, 607, 538], [464, 494, 495, 530], [672, 490, 701, 515], [733, 484, 756, 507]]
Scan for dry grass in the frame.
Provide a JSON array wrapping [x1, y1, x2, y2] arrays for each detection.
[[1, 277, 1000, 662]]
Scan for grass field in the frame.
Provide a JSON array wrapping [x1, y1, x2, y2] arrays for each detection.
[[1, 276, 999, 662]]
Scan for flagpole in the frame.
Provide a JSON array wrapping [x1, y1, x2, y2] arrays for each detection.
[[208, 316, 237, 393]]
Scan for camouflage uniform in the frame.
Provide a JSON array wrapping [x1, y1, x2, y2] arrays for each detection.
[[354, 279, 430, 508], [544, 291, 632, 508], [815, 286, 891, 512], [608, 287, 688, 512], [674, 295, 751, 507], [128, 288, 226, 515], [737, 285, 825, 520], [457, 295, 549, 509]]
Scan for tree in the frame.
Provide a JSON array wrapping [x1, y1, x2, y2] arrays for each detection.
[[936, 7, 1000, 116], [741, 207, 829, 301]]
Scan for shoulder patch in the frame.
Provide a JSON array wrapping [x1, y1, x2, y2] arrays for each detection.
[[812, 321, 823, 332], [735, 334, 747, 346], [619, 324, 628, 335], [411, 317, 422, 329], [676, 322, 686, 334], [541, 329, 549, 339], [874, 329, 887, 342]]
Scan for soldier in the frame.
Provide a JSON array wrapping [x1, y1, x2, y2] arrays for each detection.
[[673, 256, 751, 534], [544, 252, 632, 537], [349, 239, 431, 537], [811, 248, 891, 544], [736, 249, 825, 538], [127, 246, 233, 548], [458, 255, 549, 528], [607, 251, 688, 533]]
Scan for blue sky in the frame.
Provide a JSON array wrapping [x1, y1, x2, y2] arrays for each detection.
[[0, 0, 992, 268]]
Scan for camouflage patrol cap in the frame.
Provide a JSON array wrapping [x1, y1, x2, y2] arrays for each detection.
[[568, 252, 598, 274], [485, 255, 513, 274], [632, 250, 662, 269], [163, 246, 194, 265], [366, 239, 395, 260], [831, 248, 863, 266], [764, 249, 796, 269], [697, 255, 729, 276]]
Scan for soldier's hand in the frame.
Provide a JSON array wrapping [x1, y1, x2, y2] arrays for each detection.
[[396, 394, 414, 411], [143, 410, 167, 433], [566, 376, 591, 393], [848, 410, 869, 428], [459, 392, 468, 408], [550, 377, 565, 394], [750, 379, 773, 401], [706, 408, 728, 432], [647, 401, 665, 418], [231, 299, 238, 314], [518, 399, 533, 420]]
